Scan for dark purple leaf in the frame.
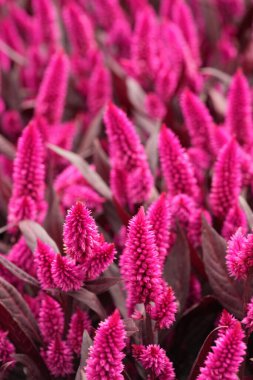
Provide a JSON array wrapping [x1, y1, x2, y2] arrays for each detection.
[[85, 277, 120, 294], [75, 330, 92, 380], [77, 109, 104, 156], [124, 318, 139, 337], [15, 354, 45, 380], [0, 135, 15, 160], [19, 220, 59, 252], [93, 139, 110, 183], [68, 288, 106, 319], [145, 121, 160, 175], [202, 217, 244, 319], [0, 255, 39, 287]]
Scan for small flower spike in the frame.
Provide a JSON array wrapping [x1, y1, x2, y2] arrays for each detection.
[[226, 69, 253, 148], [120, 207, 163, 314], [133, 344, 175, 379], [38, 295, 64, 343], [85, 310, 126, 380], [34, 240, 55, 289], [43, 336, 73, 377], [35, 51, 69, 125], [159, 125, 199, 200], [197, 321, 246, 380], [8, 121, 46, 226], [67, 309, 91, 356], [104, 103, 154, 208], [222, 203, 247, 240], [210, 139, 241, 219], [242, 296, 253, 333], [51, 254, 84, 292]]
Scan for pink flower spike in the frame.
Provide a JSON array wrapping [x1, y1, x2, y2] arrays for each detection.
[[226, 69, 253, 148], [63, 202, 99, 263], [147, 285, 177, 330], [51, 254, 84, 291], [8, 120, 46, 226], [67, 309, 91, 356], [133, 344, 175, 379], [0, 330, 15, 368], [8, 237, 36, 277], [85, 310, 126, 380], [181, 89, 213, 153], [222, 203, 247, 240], [43, 336, 73, 377], [242, 296, 253, 333], [87, 63, 112, 116], [210, 138, 241, 219], [159, 125, 199, 200], [147, 193, 173, 265], [120, 207, 163, 314], [38, 295, 64, 343], [35, 51, 69, 125], [34, 240, 56, 289], [197, 321, 246, 380], [84, 240, 116, 281], [218, 310, 237, 338]]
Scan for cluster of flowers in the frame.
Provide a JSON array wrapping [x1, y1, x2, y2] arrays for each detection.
[[1, 0, 253, 379]]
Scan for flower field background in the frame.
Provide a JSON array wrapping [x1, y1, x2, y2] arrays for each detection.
[[1, 0, 253, 379]]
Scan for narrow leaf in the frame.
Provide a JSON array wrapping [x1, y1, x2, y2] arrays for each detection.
[[68, 288, 106, 319], [15, 354, 45, 380], [85, 277, 120, 294], [19, 220, 59, 252], [0, 255, 39, 287], [124, 318, 139, 337]]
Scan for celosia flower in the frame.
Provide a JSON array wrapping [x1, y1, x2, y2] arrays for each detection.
[[38, 295, 64, 343], [51, 254, 84, 292], [242, 296, 253, 333], [63, 202, 99, 263], [222, 203, 247, 240], [133, 344, 175, 379], [90, 0, 126, 31], [85, 310, 126, 380], [144, 93, 166, 120], [104, 103, 154, 208], [8, 121, 46, 226], [210, 139, 241, 218], [120, 207, 163, 314], [147, 193, 173, 265], [0, 331, 15, 367], [197, 321, 246, 379], [218, 310, 237, 337], [8, 237, 36, 276], [42, 336, 73, 377], [159, 125, 199, 200], [226, 69, 253, 148], [35, 51, 69, 125], [67, 309, 91, 355], [147, 285, 177, 330], [34, 240, 55, 289]]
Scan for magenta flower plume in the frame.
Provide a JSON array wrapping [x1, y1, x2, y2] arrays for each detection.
[[0, 330, 15, 367], [87, 63, 112, 116], [104, 103, 154, 208], [85, 310, 126, 380], [181, 89, 214, 153], [210, 139, 241, 219], [8, 121, 46, 226], [226, 69, 253, 147], [159, 125, 199, 200], [51, 254, 84, 292], [222, 203, 247, 240], [84, 240, 116, 281], [35, 51, 69, 125], [38, 295, 64, 343], [197, 321, 246, 380], [242, 297, 253, 333], [67, 309, 91, 356], [34, 240, 55, 289], [147, 193, 173, 265], [63, 202, 99, 263], [147, 285, 177, 330], [218, 310, 237, 337], [8, 237, 36, 277], [43, 336, 73, 377], [120, 207, 163, 314], [133, 344, 175, 380]]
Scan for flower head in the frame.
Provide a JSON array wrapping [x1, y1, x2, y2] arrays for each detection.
[[38, 295, 64, 343], [222, 203, 247, 240], [242, 296, 253, 333], [51, 254, 84, 292], [34, 240, 56, 289], [67, 309, 91, 356], [43, 336, 73, 377]]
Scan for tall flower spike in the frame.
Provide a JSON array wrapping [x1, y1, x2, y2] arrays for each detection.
[[197, 321, 246, 380], [67, 309, 91, 356], [242, 296, 253, 333], [51, 254, 84, 291], [104, 103, 154, 208], [43, 336, 73, 377], [87, 63, 112, 116], [38, 295, 64, 343], [159, 125, 199, 200], [120, 207, 163, 314], [181, 89, 214, 153], [85, 310, 126, 380], [226, 69, 253, 148], [8, 237, 36, 277], [147, 193, 174, 265], [0, 331, 15, 368], [133, 344, 175, 380], [8, 121, 46, 226], [34, 240, 55, 289], [35, 51, 69, 125], [222, 203, 247, 240], [210, 139, 241, 219], [63, 202, 99, 264]]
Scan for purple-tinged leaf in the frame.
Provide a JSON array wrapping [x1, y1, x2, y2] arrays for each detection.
[[145, 121, 160, 175], [85, 277, 120, 294], [77, 108, 104, 156], [15, 354, 45, 380], [93, 139, 110, 183], [124, 318, 139, 337], [75, 330, 92, 380], [163, 226, 190, 311], [112, 197, 131, 226], [0, 135, 15, 160], [68, 288, 106, 319], [239, 195, 253, 229], [0, 255, 39, 287], [202, 217, 244, 318], [48, 144, 112, 200], [126, 77, 146, 113], [19, 220, 59, 252]]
